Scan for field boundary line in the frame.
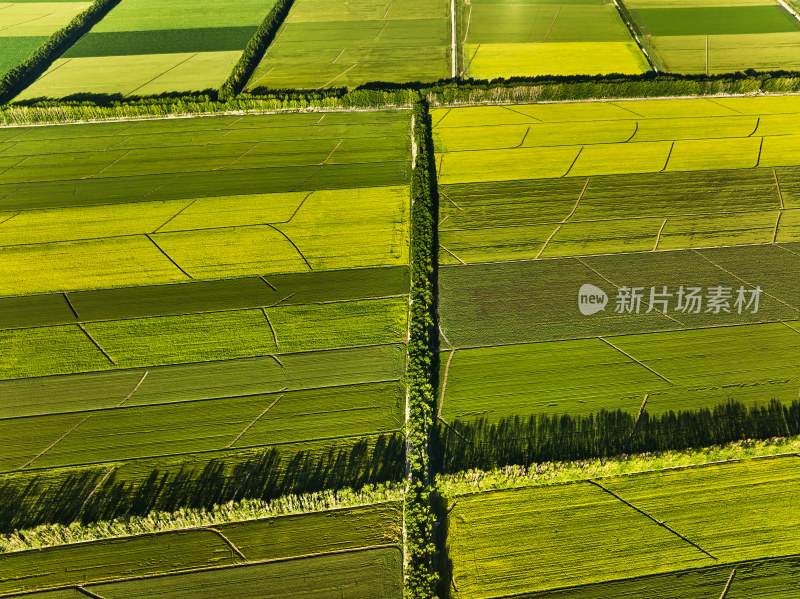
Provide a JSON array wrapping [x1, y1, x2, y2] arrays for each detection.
[[772, 211, 782, 244], [774, 168, 785, 209], [542, 5, 562, 42], [73, 465, 117, 520], [609, 102, 643, 117], [438, 416, 472, 444], [653, 218, 667, 250], [151, 199, 197, 233], [440, 244, 466, 264], [747, 117, 760, 137], [439, 214, 451, 227], [19, 415, 92, 470], [462, 4, 472, 43], [440, 190, 463, 211], [76, 587, 106, 599], [692, 249, 800, 313], [514, 125, 531, 148], [261, 308, 281, 351], [534, 225, 561, 259], [438, 349, 456, 418], [106, 135, 134, 151], [781, 321, 800, 335], [117, 371, 149, 407], [659, 141, 674, 172], [562, 179, 589, 223], [265, 224, 313, 269], [215, 143, 260, 170], [145, 234, 193, 279], [502, 106, 542, 121], [374, 20, 389, 40], [598, 337, 673, 384], [451, 0, 457, 78], [0, 211, 19, 227], [624, 121, 639, 142], [77, 323, 117, 365], [227, 394, 285, 449], [82, 150, 132, 179], [319, 63, 358, 89], [439, 322, 454, 348], [574, 257, 685, 326], [776, 0, 800, 21], [332, 49, 346, 64], [0, 156, 27, 178], [127, 53, 200, 97], [754, 137, 764, 168], [381, 0, 395, 20], [321, 139, 343, 164], [205, 527, 248, 560], [719, 568, 736, 599], [623, 393, 648, 451], [776, 243, 800, 257], [246, 65, 276, 90], [62, 292, 80, 319], [561, 146, 583, 177], [462, 44, 480, 78], [259, 275, 278, 291], [588, 479, 718, 560]]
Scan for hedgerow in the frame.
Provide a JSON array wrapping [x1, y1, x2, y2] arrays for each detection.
[[219, 0, 296, 99], [404, 97, 439, 599]]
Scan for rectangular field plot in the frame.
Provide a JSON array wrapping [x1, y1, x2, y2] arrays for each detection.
[[445, 456, 800, 598], [0, 111, 411, 295], [0, 504, 402, 596], [0, 1, 90, 76], [620, 0, 800, 73], [459, 0, 650, 77], [245, 0, 450, 90], [14, 0, 277, 99]]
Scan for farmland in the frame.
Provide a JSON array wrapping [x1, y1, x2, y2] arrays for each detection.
[[434, 97, 800, 455], [0, 502, 403, 596], [245, 0, 451, 90], [14, 0, 277, 99], [619, 0, 800, 73], [459, 0, 650, 77], [0, 1, 91, 77], [445, 455, 800, 598], [0, 109, 412, 532]]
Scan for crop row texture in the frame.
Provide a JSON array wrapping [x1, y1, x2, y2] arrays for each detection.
[[0, 0, 123, 105]]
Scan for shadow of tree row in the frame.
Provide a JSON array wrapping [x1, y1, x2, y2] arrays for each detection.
[[433, 399, 800, 474], [0, 434, 405, 534]]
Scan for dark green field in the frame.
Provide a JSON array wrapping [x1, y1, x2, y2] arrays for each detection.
[[635, 6, 800, 36], [62, 27, 260, 57]]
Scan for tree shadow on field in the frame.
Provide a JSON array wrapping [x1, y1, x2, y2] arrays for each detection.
[[0, 433, 405, 533]]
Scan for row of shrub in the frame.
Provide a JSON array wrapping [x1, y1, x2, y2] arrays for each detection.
[[7, 70, 800, 124], [404, 97, 440, 599], [219, 0, 296, 99], [0, 0, 122, 105], [433, 399, 800, 473]]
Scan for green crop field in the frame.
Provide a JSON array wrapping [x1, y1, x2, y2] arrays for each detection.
[[244, 0, 451, 90], [0, 503, 402, 595], [459, 0, 650, 77], [0, 1, 91, 76], [619, 0, 800, 73], [433, 98, 800, 450], [14, 0, 277, 99], [446, 456, 800, 598], [0, 108, 413, 546]]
